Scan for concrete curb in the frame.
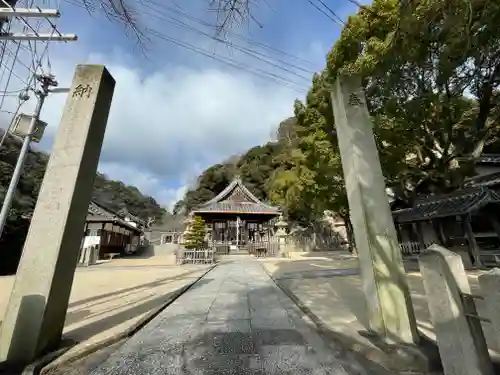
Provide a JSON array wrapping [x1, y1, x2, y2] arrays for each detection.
[[261, 265, 441, 374], [23, 265, 216, 375]]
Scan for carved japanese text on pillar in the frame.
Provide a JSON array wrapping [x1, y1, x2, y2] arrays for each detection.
[[72, 84, 93, 99], [348, 92, 363, 107]]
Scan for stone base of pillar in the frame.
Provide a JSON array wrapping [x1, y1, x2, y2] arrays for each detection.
[[80, 246, 98, 267]]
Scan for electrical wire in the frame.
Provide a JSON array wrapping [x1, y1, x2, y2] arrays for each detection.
[[315, 0, 347, 25], [148, 29, 308, 93], [305, 0, 342, 25], [0, 94, 29, 151], [147, 0, 318, 67], [142, 0, 318, 68], [60, 0, 318, 91], [0, 0, 61, 152], [139, 5, 313, 81]]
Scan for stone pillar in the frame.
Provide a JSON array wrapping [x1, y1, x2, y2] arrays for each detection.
[[0, 65, 115, 365], [82, 246, 98, 267], [330, 75, 418, 344], [419, 245, 493, 375], [478, 268, 500, 352], [275, 214, 288, 258]]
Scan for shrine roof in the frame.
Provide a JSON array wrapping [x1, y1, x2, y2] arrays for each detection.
[[463, 171, 500, 189], [87, 201, 141, 232], [392, 187, 500, 224], [117, 207, 146, 225], [192, 177, 279, 215], [457, 154, 500, 164]]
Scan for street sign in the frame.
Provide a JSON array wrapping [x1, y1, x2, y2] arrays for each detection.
[[9, 113, 47, 143]]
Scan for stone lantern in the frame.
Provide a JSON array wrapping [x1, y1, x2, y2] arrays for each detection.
[[205, 225, 213, 244], [274, 214, 288, 257]]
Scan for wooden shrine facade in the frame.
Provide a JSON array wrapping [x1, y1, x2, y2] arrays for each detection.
[[83, 201, 143, 259], [392, 158, 500, 267], [190, 177, 281, 254]]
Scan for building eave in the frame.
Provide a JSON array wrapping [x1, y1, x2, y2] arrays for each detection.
[[200, 177, 267, 206], [192, 210, 279, 215], [392, 187, 500, 224]]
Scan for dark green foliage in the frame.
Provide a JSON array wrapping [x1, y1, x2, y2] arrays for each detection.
[[0, 131, 165, 221], [92, 173, 165, 221], [0, 131, 165, 274], [175, 142, 285, 213], [184, 215, 207, 249]]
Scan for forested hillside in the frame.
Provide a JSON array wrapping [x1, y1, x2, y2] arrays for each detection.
[[176, 0, 500, 229], [173, 139, 287, 215], [0, 130, 165, 221], [0, 130, 165, 273]]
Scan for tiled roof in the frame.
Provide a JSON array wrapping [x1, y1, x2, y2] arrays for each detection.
[[193, 177, 279, 214], [457, 154, 500, 164], [193, 201, 279, 214], [392, 187, 500, 223], [87, 201, 141, 232], [118, 207, 146, 225], [88, 201, 116, 219], [475, 154, 500, 164], [463, 171, 500, 188], [148, 214, 187, 232]]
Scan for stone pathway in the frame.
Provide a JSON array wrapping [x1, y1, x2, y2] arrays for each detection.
[[90, 261, 368, 375], [275, 268, 360, 280]]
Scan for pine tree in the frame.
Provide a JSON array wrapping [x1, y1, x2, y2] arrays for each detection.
[[184, 215, 207, 249]]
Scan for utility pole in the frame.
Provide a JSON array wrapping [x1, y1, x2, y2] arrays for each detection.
[[0, 1, 77, 239], [0, 73, 56, 238], [0, 5, 77, 41]]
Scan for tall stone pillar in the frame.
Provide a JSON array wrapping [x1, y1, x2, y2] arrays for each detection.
[[0, 65, 115, 365], [330, 75, 418, 344]]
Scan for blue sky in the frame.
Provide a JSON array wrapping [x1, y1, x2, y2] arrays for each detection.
[[1, 0, 365, 211]]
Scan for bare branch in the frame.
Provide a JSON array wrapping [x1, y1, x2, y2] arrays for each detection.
[[71, 0, 267, 49]]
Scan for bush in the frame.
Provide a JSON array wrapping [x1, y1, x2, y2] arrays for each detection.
[[184, 215, 207, 249]]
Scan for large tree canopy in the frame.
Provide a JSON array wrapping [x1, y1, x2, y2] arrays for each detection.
[[268, 0, 500, 223], [174, 142, 284, 214], [176, 0, 500, 240]]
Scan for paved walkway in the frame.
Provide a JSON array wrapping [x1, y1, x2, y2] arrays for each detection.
[[90, 261, 366, 375]]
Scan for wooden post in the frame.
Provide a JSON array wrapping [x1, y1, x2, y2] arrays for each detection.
[[437, 220, 447, 246], [463, 215, 483, 267], [0, 65, 115, 365], [487, 215, 500, 239], [415, 222, 426, 249]]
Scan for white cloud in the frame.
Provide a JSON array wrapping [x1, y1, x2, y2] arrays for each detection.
[[1, 43, 300, 209], [98, 161, 188, 211]]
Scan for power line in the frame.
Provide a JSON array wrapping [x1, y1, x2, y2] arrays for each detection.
[[3, 43, 37, 74], [315, 0, 347, 25], [137, 0, 318, 68], [61, 0, 319, 73], [141, 2, 315, 76], [148, 29, 308, 93], [305, 0, 342, 26], [139, 5, 313, 81]]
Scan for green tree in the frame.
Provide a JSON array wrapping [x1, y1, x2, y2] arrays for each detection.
[[0, 129, 165, 274], [184, 215, 207, 249], [176, 0, 500, 239], [176, 143, 284, 213], [327, 0, 500, 201]]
